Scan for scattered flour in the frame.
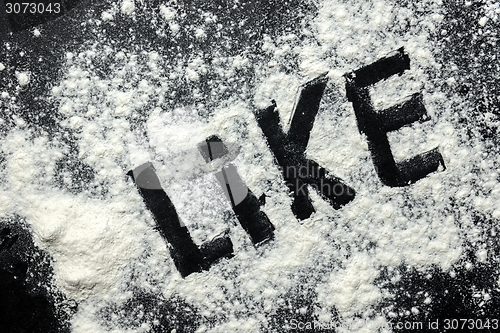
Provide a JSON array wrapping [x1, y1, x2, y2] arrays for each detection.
[[121, 0, 135, 15], [15, 71, 30, 86], [0, 0, 498, 332]]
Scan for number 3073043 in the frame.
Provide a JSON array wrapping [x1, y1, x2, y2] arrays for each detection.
[[5, 2, 60, 14]]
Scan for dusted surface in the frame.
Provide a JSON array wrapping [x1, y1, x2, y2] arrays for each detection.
[[1, 0, 500, 332]]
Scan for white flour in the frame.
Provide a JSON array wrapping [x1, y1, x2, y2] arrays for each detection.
[[15, 71, 30, 86], [0, 0, 499, 332]]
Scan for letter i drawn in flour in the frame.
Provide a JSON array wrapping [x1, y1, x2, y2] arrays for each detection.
[[198, 135, 275, 245]]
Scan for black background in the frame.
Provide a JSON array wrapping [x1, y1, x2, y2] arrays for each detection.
[[0, 0, 499, 332]]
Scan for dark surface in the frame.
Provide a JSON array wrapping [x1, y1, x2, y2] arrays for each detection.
[[0, 220, 74, 333], [377, 256, 500, 332], [0, 0, 499, 332], [99, 292, 202, 333]]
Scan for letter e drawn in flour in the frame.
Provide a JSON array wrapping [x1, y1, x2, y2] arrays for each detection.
[[127, 162, 233, 277], [255, 74, 356, 220], [344, 47, 445, 186]]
